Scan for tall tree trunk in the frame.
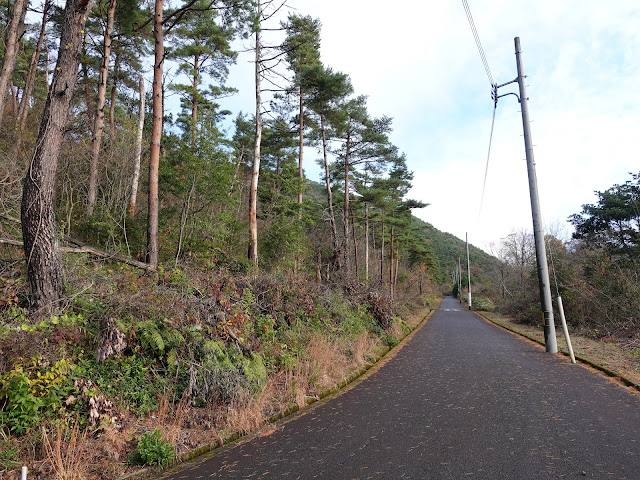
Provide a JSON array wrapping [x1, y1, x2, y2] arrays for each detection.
[[191, 54, 198, 143], [17, 0, 49, 130], [82, 38, 94, 131], [87, 0, 117, 214], [109, 51, 119, 148], [45, 32, 50, 95], [10, 82, 18, 116], [394, 255, 399, 295], [351, 207, 358, 278], [0, 0, 28, 123], [365, 202, 369, 283], [321, 113, 340, 268], [297, 87, 303, 206], [21, 0, 95, 317], [389, 212, 395, 298], [147, 0, 163, 267], [343, 129, 351, 271], [380, 209, 385, 286], [128, 73, 145, 217], [248, 1, 262, 266]]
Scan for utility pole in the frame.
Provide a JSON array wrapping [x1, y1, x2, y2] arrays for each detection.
[[466, 233, 471, 310], [458, 257, 462, 302], [514, 37, 557, 353]]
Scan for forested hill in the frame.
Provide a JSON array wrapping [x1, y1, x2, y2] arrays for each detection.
[[412, 217, 496, 286]]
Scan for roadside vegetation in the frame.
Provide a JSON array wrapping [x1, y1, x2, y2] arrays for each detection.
[[0, 256, 440, 479]]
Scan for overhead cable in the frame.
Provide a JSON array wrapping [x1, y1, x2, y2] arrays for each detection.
[[478, 103, 497, 220], [462, 0, 494, 87]]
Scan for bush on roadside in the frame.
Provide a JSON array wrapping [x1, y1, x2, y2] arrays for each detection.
[[132, 428, 174, 467]]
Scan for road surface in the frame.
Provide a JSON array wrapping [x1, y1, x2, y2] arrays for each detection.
[[163, 296, 639, 479]]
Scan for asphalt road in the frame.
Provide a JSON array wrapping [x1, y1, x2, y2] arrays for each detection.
[[163, 297, 640, 479]]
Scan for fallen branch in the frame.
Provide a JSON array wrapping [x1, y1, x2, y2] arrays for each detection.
[[0, 212, 20, 224], [222, 323, 253, 358], [0, 237, 156, 272]]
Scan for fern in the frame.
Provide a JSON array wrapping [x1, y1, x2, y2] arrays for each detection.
[[136, 322, 165, 355], [163, 328, 185, 350]]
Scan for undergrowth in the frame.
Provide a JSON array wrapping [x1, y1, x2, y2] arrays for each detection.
[[0, 258, 435, 479]]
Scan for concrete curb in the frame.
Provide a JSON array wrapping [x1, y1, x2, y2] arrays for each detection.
[[475, 311, 640, 393], [119, 303, 440, 480]]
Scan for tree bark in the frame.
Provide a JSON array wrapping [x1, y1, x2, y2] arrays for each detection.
[[343, 128, 351, 271], [147, 0, 163, 267], [297, 87, 303, 206], [191, 54, 198, 143], [365, 202, 369, 283], [21, 0, 96, 317], [380, 209, 385, 286], [87, 0, 117, 214], [389, 212, 395, 298], [109, 51, 119, 148], [0, 0, 29, 123], [44, 32, 50, 95], [248, 2, 262, 267], [128, 73, 145, 217], [351, 207, 358, 278], [82, 38, 94, 132], [316, 248, 321, 281]]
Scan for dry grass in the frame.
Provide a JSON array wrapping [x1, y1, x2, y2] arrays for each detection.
[[224, 375, 281, 434], [482, 311, 640, 386], [154, 392, 190, 448], [41, 420, 91, 480], [306, 334, 344, 390], [284, 361, 312, 408], [349, 332, 378, 367]]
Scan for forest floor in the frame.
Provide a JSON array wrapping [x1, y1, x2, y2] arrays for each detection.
[[481, 311, 640, 388]]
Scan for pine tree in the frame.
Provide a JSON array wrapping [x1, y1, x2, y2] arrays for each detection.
[[281, 14, 321, 207]]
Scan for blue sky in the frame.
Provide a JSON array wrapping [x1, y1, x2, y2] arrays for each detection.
[[214, 0, 640, 251]]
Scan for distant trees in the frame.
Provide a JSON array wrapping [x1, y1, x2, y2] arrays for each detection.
[[570, 172, 640, 258]]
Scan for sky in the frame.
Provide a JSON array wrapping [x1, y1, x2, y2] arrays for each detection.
[[216, 0, 640, 252]]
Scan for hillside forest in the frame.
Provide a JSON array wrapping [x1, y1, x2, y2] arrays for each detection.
[[0, 0, 638, 478]]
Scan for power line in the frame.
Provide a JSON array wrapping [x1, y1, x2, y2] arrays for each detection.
[[478, 102, 497, 220], [462, 0, 494, 87]]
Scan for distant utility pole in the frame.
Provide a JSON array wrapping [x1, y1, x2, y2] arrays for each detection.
[[466, 233, 471, 310], [458, 257, 462, 302], [494, 38, 557, 353]]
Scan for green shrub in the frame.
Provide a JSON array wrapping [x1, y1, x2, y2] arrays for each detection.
[[135, 428, 174, 467], [0, 357, 74, 434], [473, 297, 495, 312], [76, 355, 168, 415], [381, 334, 399, 348]]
